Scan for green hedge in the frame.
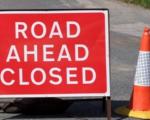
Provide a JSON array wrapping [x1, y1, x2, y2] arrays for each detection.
[[124, 0, 150, 8]]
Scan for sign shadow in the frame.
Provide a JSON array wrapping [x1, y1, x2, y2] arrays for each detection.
[[1, 100, 129, 120]]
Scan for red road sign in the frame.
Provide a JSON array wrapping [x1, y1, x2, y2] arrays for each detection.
[[0, 9, 110, 98]]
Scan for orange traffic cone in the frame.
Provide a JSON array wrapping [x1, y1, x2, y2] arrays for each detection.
[[115, 27, 150, 119]]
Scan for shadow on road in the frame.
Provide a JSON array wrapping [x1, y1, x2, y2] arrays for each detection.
[[1, 100, 129, 120]]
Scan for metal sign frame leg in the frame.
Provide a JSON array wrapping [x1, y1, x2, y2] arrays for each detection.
[[102, 97, 111, 120], [106, 97, 111, 120]]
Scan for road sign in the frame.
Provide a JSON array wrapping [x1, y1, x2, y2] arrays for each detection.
[[0, 9, 110, 98]]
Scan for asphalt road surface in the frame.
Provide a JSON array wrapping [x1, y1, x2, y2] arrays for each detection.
[[0, 0, 149, 120]]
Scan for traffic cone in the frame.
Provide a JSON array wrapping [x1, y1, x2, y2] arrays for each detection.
[[115, 27, 150, 119]]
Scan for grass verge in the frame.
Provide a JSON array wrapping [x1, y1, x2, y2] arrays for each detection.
[[123, 0, 150, 8]]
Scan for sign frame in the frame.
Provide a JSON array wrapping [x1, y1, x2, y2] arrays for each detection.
[[0, 9, 110, 98]]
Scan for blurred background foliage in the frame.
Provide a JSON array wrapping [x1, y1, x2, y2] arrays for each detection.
[[123, 0, 150, 8]]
